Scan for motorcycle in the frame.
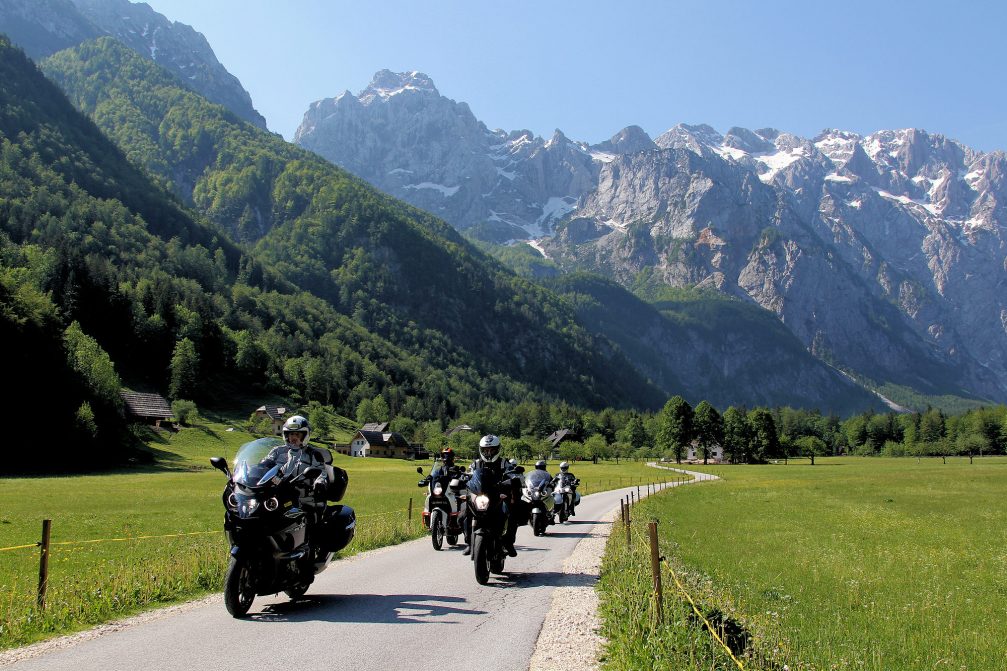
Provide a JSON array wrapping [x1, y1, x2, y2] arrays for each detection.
[[465, 464, 519, 585], [522, 469, 555, 536], [552, 473, 580, 523], [210, 437, 355, 617], [416, 464, 466, 550]]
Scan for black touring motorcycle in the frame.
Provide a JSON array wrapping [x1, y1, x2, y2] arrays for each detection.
[[210, 437, 355, 617], [465, 464, 520, 585]]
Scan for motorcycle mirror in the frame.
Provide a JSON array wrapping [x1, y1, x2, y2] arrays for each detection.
[[416, 466, 423, 474], [210, 456, 230, 477]]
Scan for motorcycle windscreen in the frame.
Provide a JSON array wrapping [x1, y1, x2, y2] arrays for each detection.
[[526, 470, 552, 490], [466, 466, 501, 496], [231, 437, 285, 487]]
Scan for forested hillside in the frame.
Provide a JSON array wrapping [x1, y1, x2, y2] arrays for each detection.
[[40, 38, 664, 412], [0, 36, 672, 471]]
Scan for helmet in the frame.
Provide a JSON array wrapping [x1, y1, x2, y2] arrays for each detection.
[[560, 461, 569, 472], [478, 434, 501, 462], [508, 458, 518, 467], [535, 460, 547, 470], [440, 447, 455, 465], [282, 415, 310, 444]]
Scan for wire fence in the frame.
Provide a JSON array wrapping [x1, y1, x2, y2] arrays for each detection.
[[611, 470, 752, 670]]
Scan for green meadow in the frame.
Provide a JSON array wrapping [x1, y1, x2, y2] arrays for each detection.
[[0, 422, 666, 650], [598, 457, 1007, 670]]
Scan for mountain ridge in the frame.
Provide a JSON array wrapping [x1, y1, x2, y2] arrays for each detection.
[[293, 70, 1007, 407], [0, 0, 268, 129]]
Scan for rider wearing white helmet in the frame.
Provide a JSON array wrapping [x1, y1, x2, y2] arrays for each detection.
[[462, 434, 523, 557], [267, 415, 337, 499], [554, 460, 580, 516]]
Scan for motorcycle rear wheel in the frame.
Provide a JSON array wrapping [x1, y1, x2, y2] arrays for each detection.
[[431, 510, 445, 551], [473, 535, 490, 585], [490, 554, 506, 574], [224, 557, 254, 618], [446, 534, 458, 546]]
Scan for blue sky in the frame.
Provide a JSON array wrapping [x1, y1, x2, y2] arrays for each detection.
[[144, 0, 1007, 151]]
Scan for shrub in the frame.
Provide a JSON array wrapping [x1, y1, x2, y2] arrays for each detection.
[[171, 399, 198, 425]]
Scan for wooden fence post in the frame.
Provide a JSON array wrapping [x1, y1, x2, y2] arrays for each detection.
[[407, 497, 413, 526], [37, 519, 51, 610], [625, 497, 631, 545], [649, 521, 663, 624]]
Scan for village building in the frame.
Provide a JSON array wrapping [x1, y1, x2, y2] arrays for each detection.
[[253, 405, 289, 435], [336, 429, 429, 459], [445, 424, 474, 437], [120, 391, 173, 427], [546, 428, 580, 458], [686, 443, 724, 463]]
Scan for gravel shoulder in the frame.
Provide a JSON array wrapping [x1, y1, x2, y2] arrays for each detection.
[[528, 464, 718, 671]]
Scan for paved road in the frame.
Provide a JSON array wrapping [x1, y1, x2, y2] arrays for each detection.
[[4, 483, 663, 671]]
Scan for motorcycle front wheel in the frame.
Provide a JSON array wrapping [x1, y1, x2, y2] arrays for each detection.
[[431, 510, 445, 551], [473, 534, 490, 585], [224, 556, 254, 618]]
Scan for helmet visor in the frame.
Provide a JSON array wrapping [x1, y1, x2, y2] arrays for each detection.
[[480, 444, 500, 460]]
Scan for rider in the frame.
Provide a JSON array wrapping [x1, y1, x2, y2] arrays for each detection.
[[267, 415, 345, 506], [462, 434, 522, 557], [554, 461, 580, 516], [420, 447, 462, 483]]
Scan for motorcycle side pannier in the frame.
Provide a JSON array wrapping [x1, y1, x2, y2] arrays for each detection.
[[318, 504, 355, 553], [326, 467, 348, 502]]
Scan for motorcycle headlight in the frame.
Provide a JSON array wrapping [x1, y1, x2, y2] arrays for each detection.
[[227, 493, 239, 509], [433, 483, 443, 496], [474, 494, 491, 511], [263, 497, 279, 512], [239, 498, 259, 515]]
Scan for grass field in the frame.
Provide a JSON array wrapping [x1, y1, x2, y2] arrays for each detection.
[[0, 422, 667, 650], [598, 457, 1007, 670]]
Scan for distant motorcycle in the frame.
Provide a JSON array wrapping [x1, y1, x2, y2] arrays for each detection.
[[552, 473, 580, 523], [210, 437, 355, 617], [522, 469, 555, 536], [417, 465, 466, 550]]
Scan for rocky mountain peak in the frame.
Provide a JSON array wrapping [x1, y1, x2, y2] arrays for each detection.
[[592, 125, 656, 155], [359, 69, 439, 104], [723, 126, 776, 154], [654, 123, 723, 152]]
